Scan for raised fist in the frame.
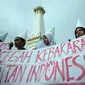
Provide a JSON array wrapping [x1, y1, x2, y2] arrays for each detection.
[[9, 42, 13, 49]]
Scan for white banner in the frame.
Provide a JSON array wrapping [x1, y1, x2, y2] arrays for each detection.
[[0, 36, 85, 85]]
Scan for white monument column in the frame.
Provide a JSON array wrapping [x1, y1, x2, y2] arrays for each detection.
[[27, 6, 45, 50]]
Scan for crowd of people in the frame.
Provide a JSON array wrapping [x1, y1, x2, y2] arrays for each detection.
[[0, 18, 85, 50]]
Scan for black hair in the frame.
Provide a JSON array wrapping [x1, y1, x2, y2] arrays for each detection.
[[0, 40, 3, 42], [43, 35, 47, 39], [75, 27, 85, 38]]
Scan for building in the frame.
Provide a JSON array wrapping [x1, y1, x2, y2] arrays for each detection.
[[27, 6, 45, 50]]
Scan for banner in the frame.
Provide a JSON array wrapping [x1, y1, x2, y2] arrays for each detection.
[[0, 42, 9, 51], [0, 36, 85, 85]]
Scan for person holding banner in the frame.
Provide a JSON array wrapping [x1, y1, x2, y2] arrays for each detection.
[[9, 30, 28, 50], [75, 27, 85, 38], [43, 27, 56, 46], [75, 18, 85, 38]]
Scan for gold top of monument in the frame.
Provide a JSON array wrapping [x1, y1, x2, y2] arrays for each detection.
[[34, 6, 45, 14]]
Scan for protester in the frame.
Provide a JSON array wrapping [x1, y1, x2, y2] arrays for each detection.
[[9, 30, 28, 50], [75, 27, 85, 38], [43, 27, 56, 46], [75, 18, 85, 38]]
